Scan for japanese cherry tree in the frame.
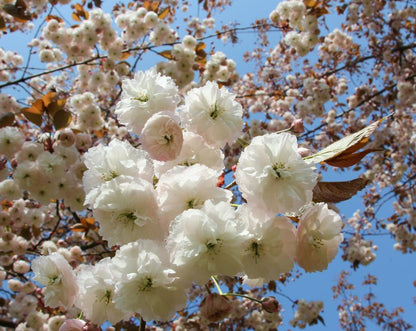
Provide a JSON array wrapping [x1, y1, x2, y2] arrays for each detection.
[[0, 0, 414, 330]]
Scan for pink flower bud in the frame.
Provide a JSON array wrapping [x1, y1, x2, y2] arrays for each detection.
[[290, 118, 305, 133], [199, 293, 232, 322], [58, 319, 85, 331], [297, 147, 312, 157], [261, 297, 280, 313]]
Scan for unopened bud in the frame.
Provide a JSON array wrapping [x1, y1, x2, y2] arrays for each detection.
[[57, 319, 85, 331], [297, 147, 311, 157], [261, 297, 280, 313], [290, 119, 305, 133], [200, 293, 232, 322]]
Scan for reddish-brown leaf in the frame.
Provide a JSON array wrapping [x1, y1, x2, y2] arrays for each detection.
[[0, 113, 15, 128], [305, 117, 386, 165], [325, 148, 381, 168], [70, 224, 88, 232], [312, 178, 370, 203], [3, 2, 32, 22], [0, 16, 6, 31], [45, 14, 63, 23]]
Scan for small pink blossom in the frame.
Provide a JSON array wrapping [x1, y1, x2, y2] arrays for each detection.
[[141, 112, 183, 161]]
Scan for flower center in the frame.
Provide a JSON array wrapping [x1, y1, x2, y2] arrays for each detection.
[[116, 211, 137, 225], [101, 170, 119, 181], [310, 236, 324, 249], [250, 241, 263, 262], [209, 102, 223, 120], [186, 198, 202, 209], [139, 277, 153, 292], [48, 274, 62, 286], [206, 238, 223, 255], [100, 290, 112, 305], [271, 162, 289, 179], [133, 92, 150, 103]]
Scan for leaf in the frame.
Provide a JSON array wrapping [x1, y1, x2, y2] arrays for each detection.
[[75, 3, 83, 12], [158, 50, 173, 59], [158, 6, 170, 19], [21, 109, 43, 126], [71, 223, 88, 232], [84, 217, 95, 226], [303, 0, 317, 8], [21, 99, 45, 126], [53, 109, 72, 130], [0, 15, 5, 31], [312, 178, 369, 203], [142, 1, 151, 10], [72, 12, 82, 22], [0, 113, 15, 128], [41, 91, 56, 108], [304, 117, 386, 165], [151, 1, 160, 11], [324, 148, 382, 167], [196, 41, 206, 51], [46, 98, 66, 117], [45, 14, 63, 23], [2, 2, 31, 22], [119, 51, 131, 60]]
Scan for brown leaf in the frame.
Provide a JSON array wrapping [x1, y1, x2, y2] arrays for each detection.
[[46, 98, 66, 117], [32, 225, 42, 238], [312, 178, 369, 203], [304, 117, 386, 165], [75, 3, 83, 12], [151, 1, 160, 11], [2, 2, 31, 22], [41, 91, 56, 108], [142, 1, 151, 10], [196, 42, 206, 51], [303, 0, 317, 8], [72, 12, 82, 22], [158, 50, 173, 59], [158, 6, 170, 19], [0, 15, 5, 31], [119, 51, 131, 60], [45, 14, 63, 23], [21, 99, 45, 126], [84, 217, 95, 226], [324, 148, 381, 167], [21, 109, 42, 126], [71, 223, 88, 232], [53, 109, 72, 130], [0, 113, 15, 128]]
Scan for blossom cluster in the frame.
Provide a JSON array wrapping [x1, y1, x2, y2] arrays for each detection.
[[269, 0, 320, 56], [23, 68, 345, 326]]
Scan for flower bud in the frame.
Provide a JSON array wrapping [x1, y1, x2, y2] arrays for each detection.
[[199, 293, 232, 322], [290, 118, 305, 133], [261, 297, 280, 313]]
